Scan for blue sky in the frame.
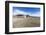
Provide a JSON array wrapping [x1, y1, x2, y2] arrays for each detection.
[[13, 7, 40, 17]]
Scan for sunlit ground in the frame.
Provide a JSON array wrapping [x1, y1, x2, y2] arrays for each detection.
[[13, 16, 40, 28]]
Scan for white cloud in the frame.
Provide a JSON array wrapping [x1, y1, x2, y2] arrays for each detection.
[[13, 9, 40, 17], [13, 9, 31, 15]]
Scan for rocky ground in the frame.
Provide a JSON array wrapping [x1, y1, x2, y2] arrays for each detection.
[[13, 16, 40, 28]]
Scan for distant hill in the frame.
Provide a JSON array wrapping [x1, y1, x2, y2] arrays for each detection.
[[13, 14, 40, 18], [15, 14, 24, 16], [13, 14, 37, 17]]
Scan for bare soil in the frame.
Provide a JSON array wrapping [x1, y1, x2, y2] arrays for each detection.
[[13, 16, 40, 28]]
